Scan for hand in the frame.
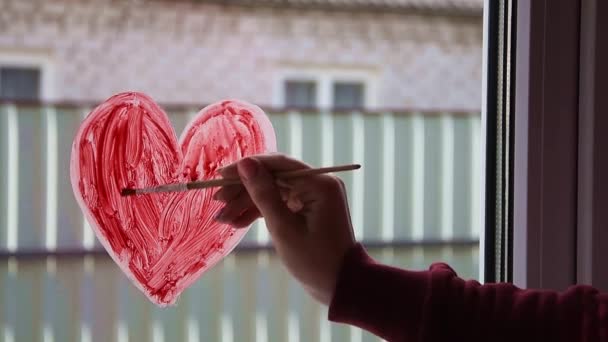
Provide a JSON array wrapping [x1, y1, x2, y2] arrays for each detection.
[[213, 154, 356, 305]]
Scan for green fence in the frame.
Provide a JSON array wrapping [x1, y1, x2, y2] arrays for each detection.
[[0, 103, 481, 342]]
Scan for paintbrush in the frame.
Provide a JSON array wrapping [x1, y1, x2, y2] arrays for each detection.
[[120, 164, 361, 196]]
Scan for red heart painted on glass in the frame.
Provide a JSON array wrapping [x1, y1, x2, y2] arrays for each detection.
[[70, 92, 276, 306]]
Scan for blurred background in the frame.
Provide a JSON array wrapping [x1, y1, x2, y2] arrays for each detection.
[[0, 0, 483, 341]]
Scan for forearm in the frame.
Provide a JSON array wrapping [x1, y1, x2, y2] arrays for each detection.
[[328, 243, 430, 341], [328, 243, 608, 342]]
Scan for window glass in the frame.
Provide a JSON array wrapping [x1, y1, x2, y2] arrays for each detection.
[[333, 82, 364, 109], [0, 67, 40, 100], [0, 1, 486, 341], [284, 80, 317, 108]]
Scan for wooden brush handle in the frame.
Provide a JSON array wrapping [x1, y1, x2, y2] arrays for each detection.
[[187, 164, 361, 189], [122, 164, 361, 196]]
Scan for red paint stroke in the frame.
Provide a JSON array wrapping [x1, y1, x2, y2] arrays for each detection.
[[70, 92, 276, 306]]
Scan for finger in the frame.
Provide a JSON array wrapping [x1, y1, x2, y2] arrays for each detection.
[[277, 186, 302, 212], [230, 208, 262, 229], [287, 175, 354, 236], [213, 184, 243, 202], [276, 179, 294, 190], [213, 169, 292, 203], [215, 181, 290, 207], [216, 163, 240, 179], [215, 192, 256, 223], [236, 157, 301, 237], [280, 187, 290, 202], [218, 153, 311, 179], [283, 174, 346, 207], [285, 191, 304, 212]]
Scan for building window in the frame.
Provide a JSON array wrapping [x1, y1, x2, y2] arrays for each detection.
[[276, 67, 376, 109], [0, 67, 41, 100], [284, 80, 317, 108], [333, 82, 365, 109]]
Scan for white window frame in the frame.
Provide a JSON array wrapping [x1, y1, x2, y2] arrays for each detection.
[[273, 67, 378, 110], [0, 50, 56, 101]]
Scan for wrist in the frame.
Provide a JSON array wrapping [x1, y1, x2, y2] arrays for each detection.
[[327, 243, 369, 305]]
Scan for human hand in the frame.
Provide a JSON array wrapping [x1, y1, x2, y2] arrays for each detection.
[[213, 154, 356, 305]]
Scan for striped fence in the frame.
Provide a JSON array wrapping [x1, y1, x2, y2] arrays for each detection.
[[0, 103, 481, 342]]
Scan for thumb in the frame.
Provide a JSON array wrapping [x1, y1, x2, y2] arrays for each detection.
[[237, 157, 298, 231]]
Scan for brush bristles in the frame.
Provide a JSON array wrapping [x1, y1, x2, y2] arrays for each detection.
[[120, 188, 137, 197]]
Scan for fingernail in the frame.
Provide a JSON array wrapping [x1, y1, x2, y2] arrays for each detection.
[[237, 158, 258, 180], [216, 165, 228, 173], [214, 208, 225, 221]]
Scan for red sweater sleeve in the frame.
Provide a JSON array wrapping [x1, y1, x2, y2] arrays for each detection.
[[328, 243, 608, 342]]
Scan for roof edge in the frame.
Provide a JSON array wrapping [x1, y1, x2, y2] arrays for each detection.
[[162, 0, 483, 17]]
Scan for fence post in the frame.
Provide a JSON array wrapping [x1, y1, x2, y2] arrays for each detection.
[[44, 106, 58, 252], [440, 113, 455, 241], [411, 112, 425, 241], [6, 104, 18, 253]]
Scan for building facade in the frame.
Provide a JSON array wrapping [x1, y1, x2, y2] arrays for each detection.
[[0, 0, 483, 110]]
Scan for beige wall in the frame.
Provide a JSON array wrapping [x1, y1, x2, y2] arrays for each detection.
[[0, 0, 483, 110]]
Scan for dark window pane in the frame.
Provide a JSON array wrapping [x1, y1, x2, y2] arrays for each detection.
[[333, 82, 364, 109], [284, 81, 316, 108], [0, 67, 41, 100]]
